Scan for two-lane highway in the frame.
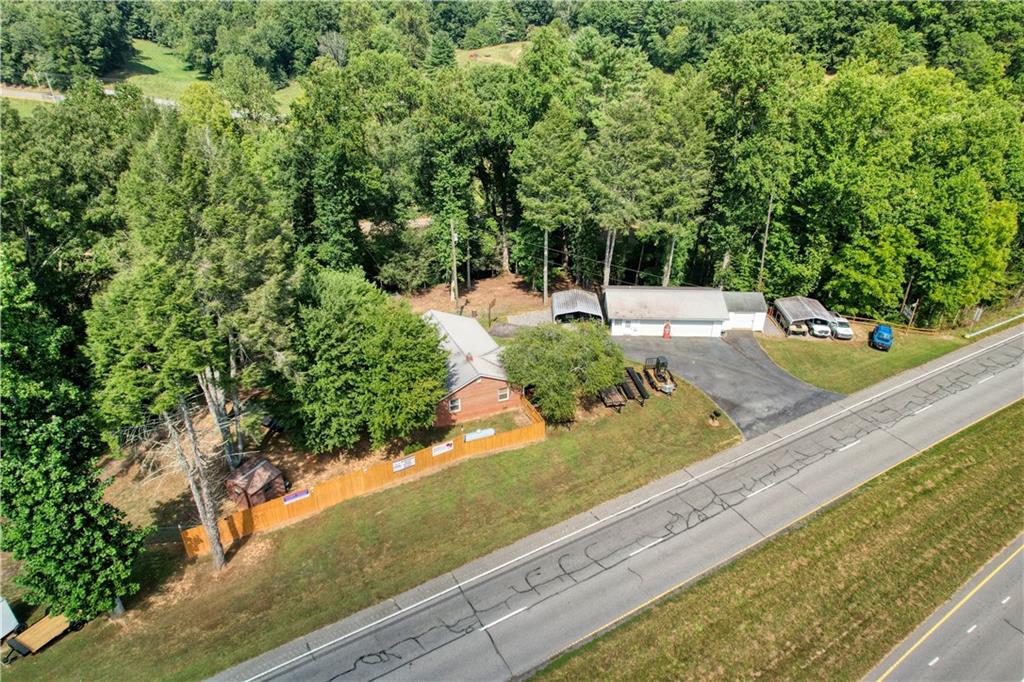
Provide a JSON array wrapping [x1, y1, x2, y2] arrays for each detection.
[[871, 536, 1024, 682], [216, 326, 1024, 682]]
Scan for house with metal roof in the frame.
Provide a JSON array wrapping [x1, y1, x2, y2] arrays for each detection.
[[422, 310, 521, 425], [552, 288, 603, 323], [723, 291, 768, 332], [603, 286, 730, 338]]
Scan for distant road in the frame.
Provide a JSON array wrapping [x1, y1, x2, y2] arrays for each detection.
[[1, 83, 175, 108], [871, 535, 1024, 682], [216, 326, 1023, 682]]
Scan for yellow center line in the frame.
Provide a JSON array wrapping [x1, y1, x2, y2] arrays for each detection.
[[874, 541, 1024, 682]]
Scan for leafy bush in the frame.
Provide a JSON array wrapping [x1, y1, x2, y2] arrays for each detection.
[[501, 322, 624, 422]]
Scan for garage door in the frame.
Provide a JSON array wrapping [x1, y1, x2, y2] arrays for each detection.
[[612, 319, 722, 337], [667, 320, 721, 337]]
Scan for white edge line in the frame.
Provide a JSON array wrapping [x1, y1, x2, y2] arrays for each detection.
[[745, 482, 776, 498], [929, 657, 940, 666], [481, 606, 527, 631], [914, 404, 934, 415], [838, 439, 861, 452], [1002, 596, 1011, 604], [242, 329, 1024, 682], [629, 538, 665, 557], [967, 624, 977, 633], [978, 375, 994, 384]]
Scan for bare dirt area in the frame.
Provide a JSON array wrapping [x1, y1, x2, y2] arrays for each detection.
[[402, 272, 572, 326]]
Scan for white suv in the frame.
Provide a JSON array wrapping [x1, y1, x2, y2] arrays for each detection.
[[806, 318, 832, 338], [829, 311, 854, 340]]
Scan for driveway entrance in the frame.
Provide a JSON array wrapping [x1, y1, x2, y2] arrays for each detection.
[[614, 332, 842, 438]]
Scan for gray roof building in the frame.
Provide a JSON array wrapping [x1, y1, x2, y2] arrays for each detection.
[[723, 291, 768, 314], [422, 310, 506, 397], [603, 286, 729, 321], [552, 288, 603, 322], [773, 296, 832, 324]]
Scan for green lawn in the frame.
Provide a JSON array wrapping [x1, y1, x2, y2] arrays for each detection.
[[103, 39, 300, 111], [759, 324, 967, 394], [4, 387, 738, 681], [540, 399, 1024, 681], [456, 41, 530, 67], [104, 39, 206, 102], [1, 97, 51, 117]]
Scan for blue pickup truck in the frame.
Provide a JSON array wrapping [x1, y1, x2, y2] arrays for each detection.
[[869, 324, 894, 351]]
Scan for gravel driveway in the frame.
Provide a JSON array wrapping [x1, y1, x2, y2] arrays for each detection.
[[614, 332, 842, 438]]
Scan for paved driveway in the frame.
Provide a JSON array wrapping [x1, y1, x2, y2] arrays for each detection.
[[614, 332, 842, 438]]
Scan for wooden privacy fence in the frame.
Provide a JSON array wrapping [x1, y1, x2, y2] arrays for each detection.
[[180, 402, 546, 558]]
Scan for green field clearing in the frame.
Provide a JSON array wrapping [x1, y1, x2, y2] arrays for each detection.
[[4, 387, 738, 681], [104, 39, 205, 102], [1, 97, 51, 117], [759, 324, 966, 394], [103, 39, 299, 111], [540, 398, 1024, 681], [456, 40, 529, 67]]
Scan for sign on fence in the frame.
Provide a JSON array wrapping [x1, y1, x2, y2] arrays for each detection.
[[432, 440, 454, 456], [392, 455, 416, 473], [283, 489, 311, 505]]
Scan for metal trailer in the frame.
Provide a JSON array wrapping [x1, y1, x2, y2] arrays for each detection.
[[626, 367, 650, 401], [619, 379, 637, 403], [599, 386, 627, 412]]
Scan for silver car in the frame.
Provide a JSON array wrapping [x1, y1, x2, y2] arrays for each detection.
[[829, 311, 854, 340]]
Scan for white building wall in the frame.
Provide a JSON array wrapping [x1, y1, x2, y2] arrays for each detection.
[[725, 311, 767, 333], [610, 319, 722, 338]]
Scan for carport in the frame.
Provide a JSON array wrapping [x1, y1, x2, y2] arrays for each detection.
[[772, 296, 831, 328], [552, 289, 603, 323]]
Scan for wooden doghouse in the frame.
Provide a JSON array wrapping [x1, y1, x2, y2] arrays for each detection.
[[225, 458, 287, 510]]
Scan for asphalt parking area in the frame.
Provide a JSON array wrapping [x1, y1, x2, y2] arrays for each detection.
[[614, 332, 843, 438]]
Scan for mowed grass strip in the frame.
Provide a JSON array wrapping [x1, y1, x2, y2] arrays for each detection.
[[6, 386, 737, 682], [539, 399, 1024, 682], [759, 328, 966, 394], [456, 40, 530, 67]]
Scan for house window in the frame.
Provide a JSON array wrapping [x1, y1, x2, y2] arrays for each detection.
[[448, 398, 461, 413], [498, 387, 510, 402]]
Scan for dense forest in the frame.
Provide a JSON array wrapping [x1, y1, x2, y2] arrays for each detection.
[[2, 0, 1023, 616]]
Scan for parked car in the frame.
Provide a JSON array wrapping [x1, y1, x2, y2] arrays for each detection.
[[807, 318, 833, 338], [869, 324, 894, 351], [829, 312, 854, 340], [785, 320, 808, 336]]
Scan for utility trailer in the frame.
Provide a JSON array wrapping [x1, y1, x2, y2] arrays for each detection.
[[626, 367, 650, 401], [599, 386, 627, 412], [643, 357, 676, 395], [618, 379, 638, 404]]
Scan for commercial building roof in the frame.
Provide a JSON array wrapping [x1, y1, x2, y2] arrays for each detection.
[[603, 286, 729, 321], [423, 310, 506, 396], [552, 288, 603, 321], [773, 296, 832, 323], [723, 291, 768, 314]]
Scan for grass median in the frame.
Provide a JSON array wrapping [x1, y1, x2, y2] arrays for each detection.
[[539, 398, 1024, 681], [4, 385, 738, 681], [759, 325, 966, 394]]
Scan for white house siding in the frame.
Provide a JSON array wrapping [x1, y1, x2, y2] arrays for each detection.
[[724, 311, 766, 333], [610, 319, 722, 338]]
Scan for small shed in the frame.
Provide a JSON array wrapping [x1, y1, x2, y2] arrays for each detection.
[[552, 289, 603, 323], [225, 458, 287, 510], [773, 296, 832, 327], [723, 291, 768, 332]]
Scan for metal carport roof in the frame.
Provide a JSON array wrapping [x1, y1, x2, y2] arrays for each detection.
[[772, 296, 832, 323], [552, 289, 603, 321]]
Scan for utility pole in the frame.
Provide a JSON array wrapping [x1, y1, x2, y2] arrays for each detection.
[[466, 232, 471, 293], [899, 274, 915, 316], [757, 192, 774, 292], [449, 216, 458, 303], [543, 229, 549, 305]]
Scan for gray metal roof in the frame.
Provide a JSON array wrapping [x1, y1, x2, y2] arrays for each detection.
[[603, 286, 729, 321], [422, 310, 506, 396], [773, 296, 832, 323], [552, 288, 603, 321], [723, 291, 768, 314]]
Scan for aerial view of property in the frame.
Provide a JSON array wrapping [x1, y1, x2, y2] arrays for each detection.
[[2, 1, 1022, 681]]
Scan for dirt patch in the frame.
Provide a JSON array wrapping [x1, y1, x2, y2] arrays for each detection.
[[401, 273, 573, 327]]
